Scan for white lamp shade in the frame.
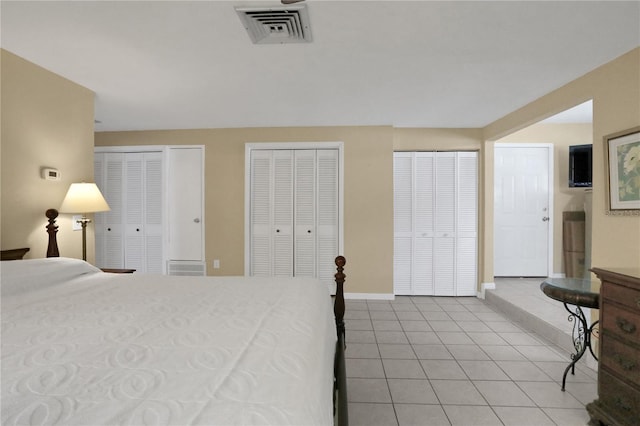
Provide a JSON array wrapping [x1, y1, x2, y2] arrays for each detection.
[[59, 183, 111, 213]]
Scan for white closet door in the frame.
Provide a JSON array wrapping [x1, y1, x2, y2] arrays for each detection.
[[273, 151, 294, 276], [434, 153, 456, 296], [250, 150, 274, 276], [316, 149, 339, 285], [294, 150, 317, 278], [393, 153, 413, 295], [168, 147, 204, 261], [144, 153, 164, 273], [456, 152, 478, 296], [414, 153, 435, 295], [250, 150, 294, 277], [123, 152, 163, 273], [95, 152, 124, 269], [249, 148, 339, 284], [124, 153, 144, 271], [393, 151, 477, 296]]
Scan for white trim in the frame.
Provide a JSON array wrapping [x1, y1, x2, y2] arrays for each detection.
[[477, 282, 496, 299], [244, 142, 345, 276], [493, 143, 554, 277], [345, 293, 395, 300]]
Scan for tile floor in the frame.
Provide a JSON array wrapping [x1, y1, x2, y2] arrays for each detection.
[[344, 293, 597, 426]]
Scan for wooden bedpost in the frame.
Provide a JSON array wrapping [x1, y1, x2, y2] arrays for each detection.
[[334, 255, 346, 341], [46, 208, 60, 258], [334, 255, 348, 426]]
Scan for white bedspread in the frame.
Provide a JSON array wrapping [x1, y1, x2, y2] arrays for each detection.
[[1, 258, 337, 425]]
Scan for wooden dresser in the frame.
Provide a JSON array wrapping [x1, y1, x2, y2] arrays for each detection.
[[587, 268, 640, 426]]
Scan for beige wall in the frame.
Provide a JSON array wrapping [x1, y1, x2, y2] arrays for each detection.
[[496, 123, 593, 275], [484, 48, 640, 285], [1, 50, 95, 260], [95, 127, 484, 295], [96, 127, 396, 295]]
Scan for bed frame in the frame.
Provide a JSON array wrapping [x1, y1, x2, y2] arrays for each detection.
[[42, 208, 349, 425]]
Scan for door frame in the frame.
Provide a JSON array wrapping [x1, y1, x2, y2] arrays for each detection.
[[244, 141, 345, 277], [493, 143, 554, 277]]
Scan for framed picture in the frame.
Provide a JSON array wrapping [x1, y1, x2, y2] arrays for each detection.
[[604, 126, 640, 215]]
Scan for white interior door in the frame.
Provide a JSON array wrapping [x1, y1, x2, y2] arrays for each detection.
[[494, 144, 552, 277], [168, 147, 204, 261]]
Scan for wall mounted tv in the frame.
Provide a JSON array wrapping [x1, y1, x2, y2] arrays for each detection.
[[569, 144, 592, 188]]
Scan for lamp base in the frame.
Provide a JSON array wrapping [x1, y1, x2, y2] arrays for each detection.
[[77, 216, 91, 262]]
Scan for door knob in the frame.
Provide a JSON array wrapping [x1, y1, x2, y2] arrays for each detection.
[[542, 217, 549, 222], [194, 218, 200, 223]]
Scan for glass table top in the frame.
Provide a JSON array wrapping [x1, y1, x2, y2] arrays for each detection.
[[540, 277, 599, 309]]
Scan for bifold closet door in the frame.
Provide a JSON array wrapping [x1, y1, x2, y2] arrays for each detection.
[[250, 150, 294, 277], [95, 152, 124, 269], [94, 151, 163, 273], [393, 151, 477, 296], [393, 152, 435, 295], [124, 152, 163, 273], [455, 152, 478, 296], [249, 149, 338, 285]]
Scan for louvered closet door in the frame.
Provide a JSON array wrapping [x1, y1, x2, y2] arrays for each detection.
[[294, 150, 316, 277], [393, 153, 435, 296], [273, 151, 294, 276], [249, 148, 338, 285], [414, 153, 435, 295], [434, 153, 456, 296], [393, 151, 477, 296], [393, 153, 414, 295], [95, 153, 124, 269], [456, 152, 478, 296], [124, 152, 163, 273], [250, 150, 294, 277], [315, 149, 339, 285]]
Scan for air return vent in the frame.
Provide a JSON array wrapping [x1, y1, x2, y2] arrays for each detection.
[[167, 261, 206, 276], [235, 5, 312, 44]]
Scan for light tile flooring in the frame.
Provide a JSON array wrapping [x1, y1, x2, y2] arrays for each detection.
[[489, 277, 592, 337], [344, 293, 597, 426]]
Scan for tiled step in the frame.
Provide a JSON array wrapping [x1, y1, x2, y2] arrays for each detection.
[[484, 289, 576, 354]]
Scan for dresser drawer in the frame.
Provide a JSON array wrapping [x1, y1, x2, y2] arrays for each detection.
[[601, 282, 640, 312], [598, 369, 640, 425], [601, 304, 640, 345], [601, 335, 640, 386]]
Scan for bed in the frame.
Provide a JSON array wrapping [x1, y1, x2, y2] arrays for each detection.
[[0, 209, 348, 425]]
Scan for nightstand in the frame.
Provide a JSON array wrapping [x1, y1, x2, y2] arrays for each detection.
[[101, 268, 136, 274]]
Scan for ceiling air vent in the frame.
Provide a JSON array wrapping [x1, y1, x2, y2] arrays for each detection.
[[235, 4, 312, 44]]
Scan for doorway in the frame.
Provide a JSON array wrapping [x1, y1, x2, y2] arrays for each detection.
[[494, 144, 553, 277]]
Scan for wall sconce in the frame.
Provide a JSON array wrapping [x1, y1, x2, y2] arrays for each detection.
[[59, 183, 110, 261]]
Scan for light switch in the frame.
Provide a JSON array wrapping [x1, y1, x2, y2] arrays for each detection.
[[72, 215, 82, 231], [213, 259, 220, 269]]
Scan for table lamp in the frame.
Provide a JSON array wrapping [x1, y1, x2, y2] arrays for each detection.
[[59, 182, 110, 261]]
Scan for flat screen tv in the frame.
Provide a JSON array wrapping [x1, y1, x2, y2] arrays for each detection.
[[569, 144, 592, 188]]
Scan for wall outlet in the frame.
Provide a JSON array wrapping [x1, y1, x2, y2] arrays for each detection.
[[72, 215, 82, 231], [213, 259, 220, 269]]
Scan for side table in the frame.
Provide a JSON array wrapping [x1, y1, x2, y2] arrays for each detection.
[[540, 277, 599, 391]]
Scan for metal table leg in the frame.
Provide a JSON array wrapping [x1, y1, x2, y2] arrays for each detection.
[[561, 302, 599, 391]]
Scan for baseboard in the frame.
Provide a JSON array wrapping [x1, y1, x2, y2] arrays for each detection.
[[551, 272, 566, 278], [477, 282, 496, 299], [345, 292, 395, 300]]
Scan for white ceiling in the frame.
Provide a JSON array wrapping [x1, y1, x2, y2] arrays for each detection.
[[2, 1, 638, 132]]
